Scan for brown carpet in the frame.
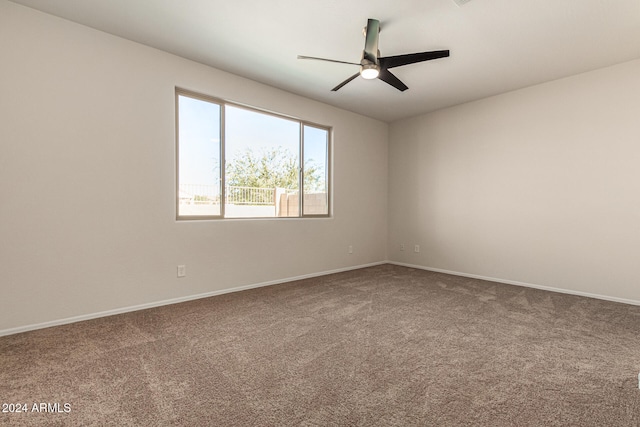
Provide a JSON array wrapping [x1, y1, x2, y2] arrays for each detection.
[[1, 264, 640, 426]]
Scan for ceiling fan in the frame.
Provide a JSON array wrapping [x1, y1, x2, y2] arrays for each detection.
[[298, 19, 450, 92]]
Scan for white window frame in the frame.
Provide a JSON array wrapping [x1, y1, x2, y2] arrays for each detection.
[[175, 88, 331, 220]]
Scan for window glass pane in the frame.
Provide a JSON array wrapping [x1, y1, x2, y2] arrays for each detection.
[[177, 95, 221, 217], [303, 125, 329, 215], [225, 105, 300, 218]]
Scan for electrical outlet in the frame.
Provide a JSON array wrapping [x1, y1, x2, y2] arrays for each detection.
[[400, 243, 405, 251], [177, 265, 186, 278], [414, 245, 420, 253], [348, 245, 353, 254]]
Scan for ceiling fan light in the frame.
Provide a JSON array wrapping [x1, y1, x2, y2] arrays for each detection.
[[360, 64, 379, 79]]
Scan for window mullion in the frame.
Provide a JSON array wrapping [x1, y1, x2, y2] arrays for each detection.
[[220, 104, 226, 218], [299, 123, 304, 217]]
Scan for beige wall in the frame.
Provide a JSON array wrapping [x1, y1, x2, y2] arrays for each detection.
[[389, 58, 640, 303], [0, 2, 388, 333]]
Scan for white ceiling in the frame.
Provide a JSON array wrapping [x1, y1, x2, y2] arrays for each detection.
[[9, 0, 640, 122]]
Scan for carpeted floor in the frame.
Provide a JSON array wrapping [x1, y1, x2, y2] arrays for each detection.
[[1, 264, 640, 426]]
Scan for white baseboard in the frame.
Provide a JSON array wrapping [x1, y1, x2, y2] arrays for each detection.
[[0, 261, 386, 337], [389, 261, 640, 307], [5, 260, 638, 337]]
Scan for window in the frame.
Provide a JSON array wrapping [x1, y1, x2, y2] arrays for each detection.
[[176, 89, 330, 219]]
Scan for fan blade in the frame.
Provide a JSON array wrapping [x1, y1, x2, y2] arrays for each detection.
[[331, 73, 360, 91], [378, 69, 408, 91], [379, 50, 450, 69], [363, 19, 380, 63], [297, 55, 360, 66]]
